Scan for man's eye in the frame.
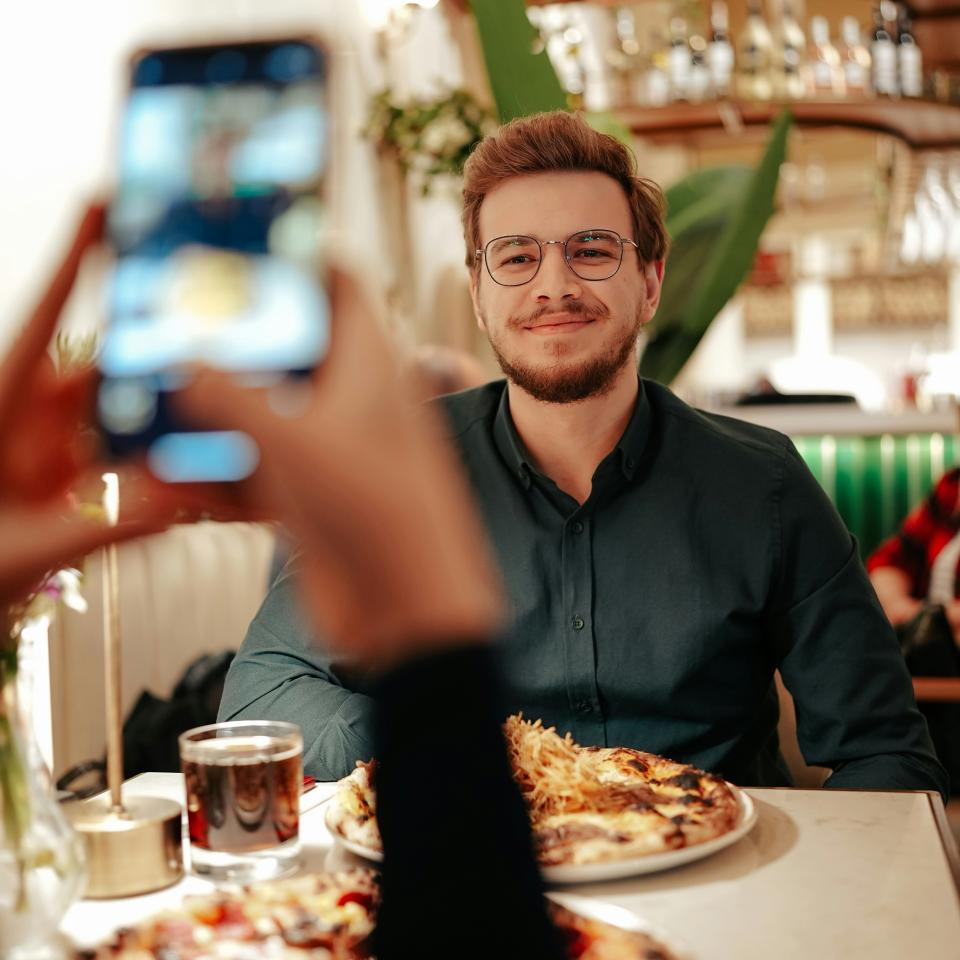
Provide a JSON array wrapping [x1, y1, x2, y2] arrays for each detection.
[[572, 247, 615, 260], [499, 254, 535, 267]]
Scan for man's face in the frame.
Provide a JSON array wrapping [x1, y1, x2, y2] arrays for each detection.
[[470, 170, 662, 404]]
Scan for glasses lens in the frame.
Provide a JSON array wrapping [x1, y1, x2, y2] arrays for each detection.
[[486, 236, 540, 286], [565, 230, 623, 280]]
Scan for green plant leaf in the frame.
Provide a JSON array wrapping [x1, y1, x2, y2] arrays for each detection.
[[584, 111, 636, 150], [469, 0, 568, 122], [640, 109, 792, 385], [664, 166, 753, 230]]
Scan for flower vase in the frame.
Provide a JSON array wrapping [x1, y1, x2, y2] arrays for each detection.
[[1, 620, 86, 960]]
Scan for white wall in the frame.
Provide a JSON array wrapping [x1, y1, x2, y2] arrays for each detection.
[[0, 0, 396, 349]]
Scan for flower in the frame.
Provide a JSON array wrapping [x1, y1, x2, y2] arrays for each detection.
[[364, 88, 497, 195], [30, 568, 87, 620]]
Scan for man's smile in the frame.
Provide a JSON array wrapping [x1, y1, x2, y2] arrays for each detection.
[[525, 316, 595, 334]]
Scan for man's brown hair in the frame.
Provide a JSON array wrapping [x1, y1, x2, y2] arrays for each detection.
[[462, 111, 669, 270]]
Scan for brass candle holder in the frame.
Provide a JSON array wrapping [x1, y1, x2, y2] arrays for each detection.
[[67, 473, 183, 898]]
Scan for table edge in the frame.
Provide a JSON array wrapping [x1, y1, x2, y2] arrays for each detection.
[[925, 791, 960, 900]]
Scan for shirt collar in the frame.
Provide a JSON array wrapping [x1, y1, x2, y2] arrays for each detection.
[[492, 378, 653, 489]]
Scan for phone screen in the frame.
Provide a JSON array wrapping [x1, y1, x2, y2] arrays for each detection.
[[98, 39, 329, 482]]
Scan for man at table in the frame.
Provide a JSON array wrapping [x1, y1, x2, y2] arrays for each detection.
[[220, 111, 948, 800]]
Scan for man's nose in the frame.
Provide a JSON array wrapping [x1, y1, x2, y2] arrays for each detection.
[[530, 242, 582, 300]]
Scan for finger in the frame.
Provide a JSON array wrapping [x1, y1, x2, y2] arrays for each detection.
[[0, 204, 106, 428], [67, 461, 271, 527], [295, 549, 375, 652], [0, 500, 169, 610], [174, 367, 294, 446], [325, 266, 399, 376]]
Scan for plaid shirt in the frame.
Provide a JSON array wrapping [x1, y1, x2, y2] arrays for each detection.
[[867, 467, 960, 599]]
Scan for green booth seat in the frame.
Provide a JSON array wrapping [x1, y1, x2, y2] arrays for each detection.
[[712, 404, 960, 559], [793, 432, 960, 558]]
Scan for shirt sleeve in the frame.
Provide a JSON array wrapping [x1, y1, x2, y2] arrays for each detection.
[[217, 563, 376, 781], [371, 645, 565, 960], [769, 441, 949, 801]]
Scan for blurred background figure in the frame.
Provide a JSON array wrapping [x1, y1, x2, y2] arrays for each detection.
[[868, 466, 960, 643], [868, 466, 960, 792], [407, 343, 491, 401]]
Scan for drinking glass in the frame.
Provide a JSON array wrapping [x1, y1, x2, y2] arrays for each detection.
[[179, 720, 302, 882]]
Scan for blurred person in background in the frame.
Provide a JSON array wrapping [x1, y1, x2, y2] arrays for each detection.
[[868, 467, 960, 643], [0, 208, 564, 960], [868, 467, 960, 793], [407, 342, 490, 401]]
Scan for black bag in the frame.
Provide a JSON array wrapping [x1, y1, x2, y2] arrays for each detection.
[[896, 604, 960, 677], [57, 650, 234, 798], [895, 604, 960, 794]]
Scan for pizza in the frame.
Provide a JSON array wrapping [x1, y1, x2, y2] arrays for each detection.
[[328, 715, 741, 868], [327, 759, 380, 854], [507, 717, 741, 866], [71, 868, 681, 960], [72, 870, 379, 959]]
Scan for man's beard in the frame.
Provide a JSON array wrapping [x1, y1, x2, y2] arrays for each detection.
[[484, 302, 642, 404]]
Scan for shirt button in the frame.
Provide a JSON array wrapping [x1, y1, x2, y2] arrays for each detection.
[[571, 615, 584, 630], [576, 700, 592, 714], [572, 521, 584, 534], [625, 457, 636, 470]]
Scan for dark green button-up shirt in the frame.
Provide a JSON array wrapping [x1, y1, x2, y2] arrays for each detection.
[[219, 379, 947, 798]]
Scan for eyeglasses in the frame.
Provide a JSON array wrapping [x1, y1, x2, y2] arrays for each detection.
[[475, 229, 640, 287]]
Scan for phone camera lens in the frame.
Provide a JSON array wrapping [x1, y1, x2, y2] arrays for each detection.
[[98, 379, 158, 435]]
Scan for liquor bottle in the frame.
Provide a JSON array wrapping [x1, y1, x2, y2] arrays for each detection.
[[773, 0, 807, 100], [897, 6, 924, 98], [644, 31, 672, 107], [667, 16, 693, 101], [882, 0, 899, 39], [706, 0, 735, 98], [607, 8, 643, 107], [804, 16, 845, 98], [870, 3, 899, 96], [688, 34, 712, 102], [736, 0, 773, 101], [838, 16, 871, 98]]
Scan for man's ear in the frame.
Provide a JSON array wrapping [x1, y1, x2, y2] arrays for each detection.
[[642, 260, 664, 321]]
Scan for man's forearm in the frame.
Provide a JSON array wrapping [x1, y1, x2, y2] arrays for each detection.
[[825, 752, 950, 801], [220, 670, 376, 780]]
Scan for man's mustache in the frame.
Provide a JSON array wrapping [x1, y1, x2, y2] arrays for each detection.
[[510, 301, 610, 328]]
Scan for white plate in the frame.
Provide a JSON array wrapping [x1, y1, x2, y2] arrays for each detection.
[[546, 893, 693, 959], [542, 786, 757, 884], [325, 804, 384, 862], [326, 785, 757, 884]]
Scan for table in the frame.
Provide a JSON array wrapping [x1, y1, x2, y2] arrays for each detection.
[[62, 776, 960, 959]]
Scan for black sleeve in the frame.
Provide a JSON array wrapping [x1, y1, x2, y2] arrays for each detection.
[[370, 644, 566, 960]]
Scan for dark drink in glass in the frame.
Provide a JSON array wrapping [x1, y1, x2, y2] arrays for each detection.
[[179, 721, 302, 882]]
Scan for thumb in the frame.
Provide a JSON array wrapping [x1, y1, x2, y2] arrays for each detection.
[[174, 367, 280, 443]]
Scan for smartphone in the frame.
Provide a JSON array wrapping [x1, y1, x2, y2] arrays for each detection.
[[97, 37, 330, 482]]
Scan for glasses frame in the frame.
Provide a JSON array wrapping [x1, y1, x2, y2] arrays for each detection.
[[475, 228, 641, 287]]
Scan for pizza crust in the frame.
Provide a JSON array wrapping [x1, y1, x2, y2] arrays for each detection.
[[327, 762, 383, 853]]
